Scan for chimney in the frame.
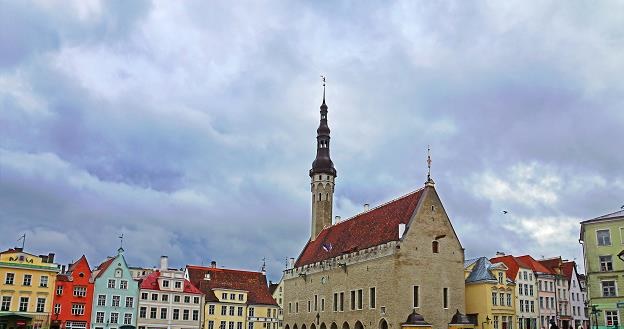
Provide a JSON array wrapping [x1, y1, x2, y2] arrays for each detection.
[[288, 258, 295, 269], [496, 251, 506, 256], [48, 253, 55, 263], [61, 265, 66, 273], [398, 223, 406, 239], [210, 261, 217, 268], [160, 256, 168, 271], [363, 203, 370, 211], [14, 247, 23, 252], [334, 216, 341, 224]]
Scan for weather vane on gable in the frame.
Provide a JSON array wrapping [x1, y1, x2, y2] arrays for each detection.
[[118, 233, 124, 250], [426, 145, 434, 186]]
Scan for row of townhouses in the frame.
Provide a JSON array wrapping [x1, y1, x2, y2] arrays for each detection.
[[0, 249, 278, 329]]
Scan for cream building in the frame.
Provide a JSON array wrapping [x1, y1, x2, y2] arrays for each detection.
[[137, 256, 203, 329], [186, 262, 279, 329], [283, 90, 466, 329], [491, 255, 538, 329], [269, 279, 284, 329]]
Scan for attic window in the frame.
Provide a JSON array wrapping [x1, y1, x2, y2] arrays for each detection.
[[432, 241, 439, 254], [204, 273, 211, 280]]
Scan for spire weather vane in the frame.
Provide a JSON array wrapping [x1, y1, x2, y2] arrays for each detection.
[[320, 75, 326, 101], [426, 145, 434, 185], [118, 233, 124, 249], [17, 233, 26, 250]]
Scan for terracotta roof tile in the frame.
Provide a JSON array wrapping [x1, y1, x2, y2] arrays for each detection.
[[140, 271, 202, 294], [516, 255, 554, 274], [94, 257, 115, 279], [187, 266, 277, 306], [295, 188, 425, 267], [490, 255, 529, 280]]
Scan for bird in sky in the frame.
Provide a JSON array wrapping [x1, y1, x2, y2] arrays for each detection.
[[502, 210, 508, 214], [620, 205, 624, 209]]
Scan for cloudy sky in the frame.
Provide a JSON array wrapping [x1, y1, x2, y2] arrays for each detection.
[[1, 0, 623, 280]]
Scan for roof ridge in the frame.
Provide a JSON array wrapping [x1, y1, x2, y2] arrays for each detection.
[[589, 209, 624, 221], [324, 187, 425, 230], [187, 265, 264, 275]]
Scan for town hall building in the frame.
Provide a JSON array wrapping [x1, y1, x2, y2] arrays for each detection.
[[283, 86, 467, 329]]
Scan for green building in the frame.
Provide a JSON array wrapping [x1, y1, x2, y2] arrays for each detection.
[[580, 210, 624, 329]]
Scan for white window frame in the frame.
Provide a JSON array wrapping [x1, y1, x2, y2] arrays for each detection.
[[602, 280, 618, 297], [605, 310, 620, 326], [597, 229, 612, 246]]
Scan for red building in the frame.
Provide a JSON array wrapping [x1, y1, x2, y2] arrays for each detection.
[[51, 256, 94, 329]]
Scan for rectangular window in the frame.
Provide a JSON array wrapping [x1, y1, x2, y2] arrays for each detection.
[[600, 255, 614, 271], [413, 286, 420, 308], [71, 303, 85, 315], [369, 287, 376, 309], [524, 284, 529, 295], [162, 280, 169, 288], [222, 293, 228, 300], [183, 309, 190, 320], [249, 323, 254, 329], [230, 306, 235, 316], [524, 272, 528, 280], [520, 300, 524, 312], [314, 295, 318, 311], [494, 316, 499, 329], [249, 307, 255, 316], [350, 290, 356, 310], [54, 303, 61, 314], [540, 297, 543, 308], [173, 309, 180, 320], [141, 292, 148, 300], [73, 286, 87, 297], [339, 292, 344, 312], [174, 295, 181, 302], [222, 305, 227, 316], [606, 311, 619, 326], [150, 307, 157, 319], [357, 289, 363, 310], [19, 297, 29, 312], [139, 307, 147, 318], [56, 285, 63, 295], [36, 298, 46, 312], [108, 279, 115, 289], [110, 312, 119, 324], [500, 293, 505, 306], [498, 272, 503, 284], [507, 293, 512, 306], [124, 313, 132, 325], [598, 229, 612, 246], [193, 310, 199, 321], [194, 296, 200, 304], [333, 293, 338, 312], [5, 273, 14, 285], [603, 281, 617, 297], [40, 276, 48, 287], [1, 297, 11, 311], [125, 297, 134, 308], [530, 285, 534, 296], [239, 294, 244, 301], [493, 292, 497, 305], [184, 296, 191, 303], [321, 298, 325, 312], [230, 293, 236, 300], [160, 308, 167, 319], [120, 280, 128, 290], [443, 288, 449, 309], [237, 322, 243, 329], [112, 295, 120, 307], [238, 306, 243, 316], [23, 274, 32, 286], [175, 281, 182, 289], [162, 294, 168, 302], [209, 305, 215, 315], [151, 293, 158, 301], [220, 321, 226, 329], [530, 301, 535, 312], [209, 321, 215, 329], [96, 312, 104, 323], [98, 295, 106, 306]]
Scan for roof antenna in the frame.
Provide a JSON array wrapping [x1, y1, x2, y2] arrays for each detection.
[[425, 145, 435, 186]]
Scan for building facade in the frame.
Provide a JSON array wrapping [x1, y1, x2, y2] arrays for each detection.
[[516, 256, 556, 329], [464, 257, 517, 329], [51, 256, 94, 329], [0, 248, 59, 329], [269, 279, 283, 329], [282, 91, 466, 329], [90, 249, 139, 329], [562, 262, 588, 329], [580, 210, 624, 329], [137, 256, 203, 329], [186, 262, 279, 329], [490, 255, 538, 329]]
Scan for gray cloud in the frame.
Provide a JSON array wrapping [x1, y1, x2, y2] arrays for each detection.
[[1, 0, 624, 279]]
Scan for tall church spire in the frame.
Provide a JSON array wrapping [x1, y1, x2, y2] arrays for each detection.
[[310, 76, 336, 177], [310, 76, 336, 240]]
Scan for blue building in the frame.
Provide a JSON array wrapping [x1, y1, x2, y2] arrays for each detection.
[[91, 248, 138, 329]]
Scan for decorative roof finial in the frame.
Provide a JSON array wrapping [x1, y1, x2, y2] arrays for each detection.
[[425, 145, 435, 186], [320, 75, 326, 104], [118, 233, 125, 253], [261, 257, 267, 274]]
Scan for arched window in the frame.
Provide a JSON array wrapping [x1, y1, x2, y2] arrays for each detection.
[[318, 193, 322, 201], [432, 241, 439, 253]]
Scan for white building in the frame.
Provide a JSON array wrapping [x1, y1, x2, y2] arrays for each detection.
[[563, 261, 588, 329]]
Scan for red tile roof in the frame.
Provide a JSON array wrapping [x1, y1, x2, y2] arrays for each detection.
[[490, 255, 527, 280], [561, 261, 576, 282], [186, 265, 277, 306], [295, 188, 425, 267], [538, 257, 563, 274], [516, 255, 554, 274], [94, 257, 115, 279], [140, 271, 202, 294], [57, 256, 92, 282]]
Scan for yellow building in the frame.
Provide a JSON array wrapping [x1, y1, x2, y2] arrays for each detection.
[[465, 257, 516, 329], [186, 262, 279, 329], [0, 248, 60, 329]]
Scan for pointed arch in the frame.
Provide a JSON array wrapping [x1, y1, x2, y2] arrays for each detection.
[[342, 322, 350, 329], [379, 319, 388, 329], [330, 323, 338, 329], [285, 325, 290, 329], [354, 321, 364, 329], [311, 324, 317, 329], [302, 324, 307, 329], [320, 323, 327, 329], [294, 324, 298, 329]]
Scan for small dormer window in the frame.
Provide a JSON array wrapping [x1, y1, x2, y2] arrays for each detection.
[[175, 281, 182, 289], [498, 272, 503, 284], [163, 280, 170, 288], [432, 241, 439, 253], [204, 273, 211, 280]]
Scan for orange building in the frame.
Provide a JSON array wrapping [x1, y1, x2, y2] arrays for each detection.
[[51, 256, 94, 329]]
